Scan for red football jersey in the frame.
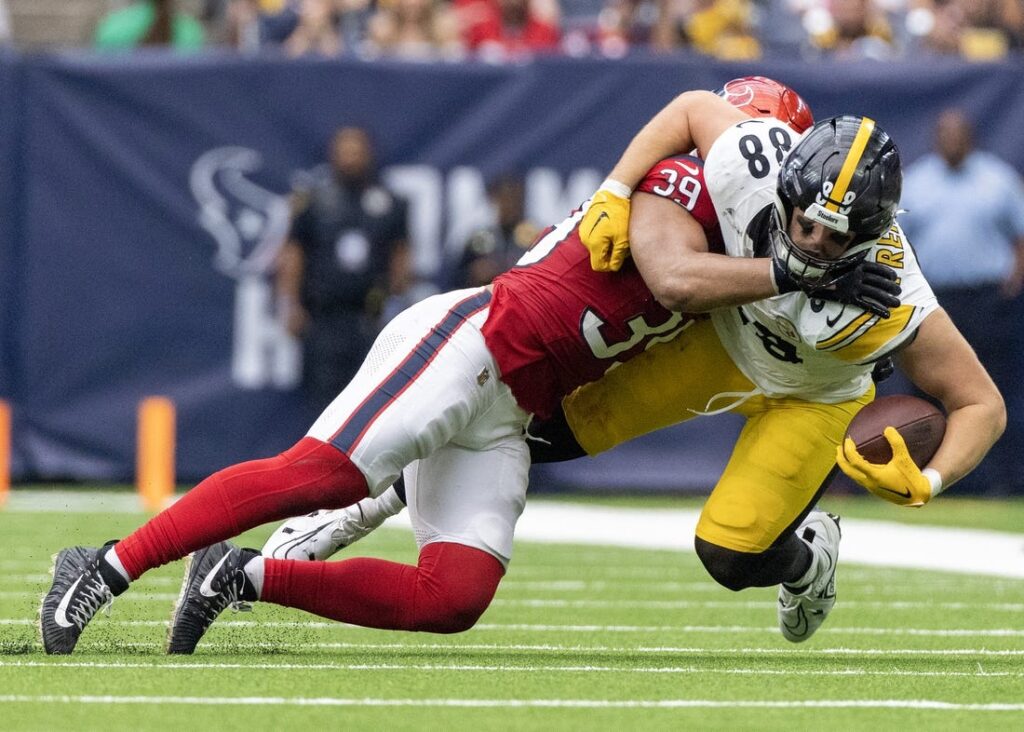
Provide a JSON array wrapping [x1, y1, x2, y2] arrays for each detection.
[[481, 156, 723, 418]]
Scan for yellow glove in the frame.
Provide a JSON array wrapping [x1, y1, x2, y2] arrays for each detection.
[[836, 427, 940, 507], [579, 180, 632, 272]]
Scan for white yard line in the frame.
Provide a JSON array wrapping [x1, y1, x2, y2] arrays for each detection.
[[62, 641, 1024, 656], [5, 492, 1024, 578], [3, 591, 1022, 612], [0, 695, 1021, 711], [2, 617, 1023, 637], [1, 660, 1023, 679]]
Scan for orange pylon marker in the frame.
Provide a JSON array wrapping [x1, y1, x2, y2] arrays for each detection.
[[136, 397, 176, 512], [0, 400, 10, 508]]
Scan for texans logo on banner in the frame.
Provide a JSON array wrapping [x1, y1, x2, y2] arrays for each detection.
[[190, 147, 300, 390]]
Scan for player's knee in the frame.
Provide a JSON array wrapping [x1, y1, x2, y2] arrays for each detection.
[[411, 582, 494, 633], [411, 543, 503, 633], [695, 537, 767, 592]]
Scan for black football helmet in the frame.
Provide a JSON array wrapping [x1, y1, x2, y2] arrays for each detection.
[[769, 115, 902, 291]]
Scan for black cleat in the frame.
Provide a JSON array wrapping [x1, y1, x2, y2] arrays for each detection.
[[39, 542, 129, 655], [167, 541, 259, 654]]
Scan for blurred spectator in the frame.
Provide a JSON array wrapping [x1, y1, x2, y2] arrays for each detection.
[[0, 0, 10, 47], [803, 0, 895, 59], [203, 0, 263, 51], [365, 0, 464, 59], [95, 0, 206, 51], [592, 0, 677, 56], [283, 0, 344, 55], [900, 108, 1024, 492], [455, 176, 539, 287], [909, 0, 1024, 58], [454, 0, 562, 59], [276, 126, 409, 412], [683, 0, 762, 59]]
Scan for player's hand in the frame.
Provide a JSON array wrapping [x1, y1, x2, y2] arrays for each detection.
[[836, 427, 932, 507], [816, 261, 901, 318], [580, 180, 632, 272], [774, 259, 901, 318]]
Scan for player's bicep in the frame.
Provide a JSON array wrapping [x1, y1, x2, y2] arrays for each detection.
[[896, 309, 1000, 412], [630, 192, 709, 308]]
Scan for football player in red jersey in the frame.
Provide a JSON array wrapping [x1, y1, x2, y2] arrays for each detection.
[[39, 78, 896, 655], [259, 76, 820, 562]]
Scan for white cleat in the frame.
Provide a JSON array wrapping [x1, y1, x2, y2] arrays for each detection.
[[778, 511, 841, 643], [262, 502, 385, 561]]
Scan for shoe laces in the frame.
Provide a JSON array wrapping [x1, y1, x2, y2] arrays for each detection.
[[66, 567, 114, 631]]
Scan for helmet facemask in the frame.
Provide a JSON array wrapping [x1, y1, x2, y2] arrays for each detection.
[[767, 202, 876, 292]]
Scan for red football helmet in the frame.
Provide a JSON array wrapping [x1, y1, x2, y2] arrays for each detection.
[[717, 76, 815, 134]]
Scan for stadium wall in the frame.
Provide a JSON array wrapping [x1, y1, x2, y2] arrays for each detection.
[[2, 50, 1022, 490]]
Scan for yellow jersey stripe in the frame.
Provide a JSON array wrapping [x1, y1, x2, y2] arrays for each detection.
[[825, 305, 917, 362], [824, 118, 875, 213], [816, 310, 875, 349]]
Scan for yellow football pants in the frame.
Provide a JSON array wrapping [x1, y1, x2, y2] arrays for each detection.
[[563, 318, 873, 553]]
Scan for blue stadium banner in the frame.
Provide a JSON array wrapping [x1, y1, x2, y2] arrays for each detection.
[[3, 51, 1024, 487]]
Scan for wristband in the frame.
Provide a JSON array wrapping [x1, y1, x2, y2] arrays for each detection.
[[921, 468, 943, 497], [599, 178, 633, 199]]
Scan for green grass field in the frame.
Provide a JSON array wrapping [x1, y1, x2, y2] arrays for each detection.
[[2, 491, 1023, 730]]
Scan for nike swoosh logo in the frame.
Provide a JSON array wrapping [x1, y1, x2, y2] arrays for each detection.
[[199, 553, 233, 598], [54, 576, 83, 628], [782, 604, 808, 636], [879, 485, 913, 499], [676, 161, 700, 176], [587, 210, 609, 238], [826, 312, 843, 328]]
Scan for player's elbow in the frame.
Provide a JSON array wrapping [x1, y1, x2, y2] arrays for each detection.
[[646, 271, 708, 313], [986, 391, 1007, 442]]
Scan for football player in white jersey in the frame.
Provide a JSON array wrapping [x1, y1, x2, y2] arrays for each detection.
[[269, 92, 1005, 645], [571, 92, 1004, 641]]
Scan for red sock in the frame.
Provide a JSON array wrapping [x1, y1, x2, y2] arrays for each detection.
[[116, 437, 368, 579], [262, 542, 504, 633]]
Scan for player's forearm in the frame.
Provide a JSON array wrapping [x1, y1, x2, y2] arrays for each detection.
[[605, 92, 706, 191], [896, 309, 1007, 493], [926, 401, 1005, 490], [646, 254, 777, 312]]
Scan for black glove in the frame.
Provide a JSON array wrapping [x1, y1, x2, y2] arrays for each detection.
[[774, 258, 901, 319]]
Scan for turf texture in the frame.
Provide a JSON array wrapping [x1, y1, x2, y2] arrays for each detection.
[[1, 492, 1023, 730]]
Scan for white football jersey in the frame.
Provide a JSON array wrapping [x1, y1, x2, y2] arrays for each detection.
[[703, 119, 939, 402]]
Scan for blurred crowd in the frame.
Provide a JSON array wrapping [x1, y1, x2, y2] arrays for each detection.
[[3, 0, 1024, 61]]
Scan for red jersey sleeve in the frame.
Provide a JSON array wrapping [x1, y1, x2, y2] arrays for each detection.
[[634, 156, 724, 253]]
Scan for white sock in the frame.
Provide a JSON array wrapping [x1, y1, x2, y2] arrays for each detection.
[[103, 545, 132, 583], [243, 555, 265, 598], [372, 485, 407, 522]]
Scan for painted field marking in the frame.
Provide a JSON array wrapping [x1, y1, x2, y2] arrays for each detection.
[[5, 617, 1024, 638], [2, 660, 1023, 679], [4, 591, 1023, 612], [1, 695, 1023, 711], [55, 640, 1024, 657]]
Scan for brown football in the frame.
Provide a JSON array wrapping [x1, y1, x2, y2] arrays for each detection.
[[845, 395, 946, 466]]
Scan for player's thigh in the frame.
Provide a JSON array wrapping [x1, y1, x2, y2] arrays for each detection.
[[404, 438, 530, 568], [306, 288, 523, 496], [696, 389, 873, 553], [564, 318, 755, 455]]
